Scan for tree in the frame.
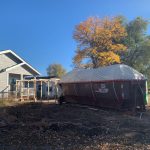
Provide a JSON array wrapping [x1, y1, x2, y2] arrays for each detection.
[[73, 17, 127, 68], [47, 64, 66, 78], [122, 17, 149, 66], [116, 16, 150, 86], [121, 17, 150, 78]]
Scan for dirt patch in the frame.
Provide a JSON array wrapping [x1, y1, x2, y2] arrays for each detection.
[[0, 102, 150, 149]]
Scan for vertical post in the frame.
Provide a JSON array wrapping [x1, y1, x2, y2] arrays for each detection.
[[20, 81, 23, 101], [16, 81, 18, 101], [55, 82, 58, 100], [28, 81, 29, 100], [6, 73, 9, 100], [48, 80, 50, 97], [34, 79, 37, 102], [41, 81, 43, 100]]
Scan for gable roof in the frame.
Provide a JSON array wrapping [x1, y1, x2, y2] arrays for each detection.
[[60, 64, 146, 83], [0, 50, 41, 75]]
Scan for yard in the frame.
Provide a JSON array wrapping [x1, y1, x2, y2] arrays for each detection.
[[0, 100, 150, 150]]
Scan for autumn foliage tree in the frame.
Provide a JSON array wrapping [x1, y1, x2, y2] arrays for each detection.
[[73, 17, 127, 68]]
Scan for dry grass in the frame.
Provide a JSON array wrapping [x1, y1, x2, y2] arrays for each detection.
[[0, 99, 18, 107], [0, 101, 150, 149]]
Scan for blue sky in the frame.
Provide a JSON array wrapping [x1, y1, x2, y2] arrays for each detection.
[[0, 0, 150, 75]]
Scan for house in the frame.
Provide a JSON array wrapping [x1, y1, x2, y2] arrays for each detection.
[[0, 50, 40, 98]]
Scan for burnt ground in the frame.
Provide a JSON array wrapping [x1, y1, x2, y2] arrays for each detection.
[[0, 101, 150, 150]]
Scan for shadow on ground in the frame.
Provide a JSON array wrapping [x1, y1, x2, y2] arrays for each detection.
[[0, 102, 150, 150]]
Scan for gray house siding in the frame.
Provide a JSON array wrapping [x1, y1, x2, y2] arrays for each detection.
[[7, 66, 33, 78], [0, 53, 18, 94], [0, 53, 17, 70], [0, 66, 34, 98], [0, 72, 7, 92], [0, 50, 40, 99]]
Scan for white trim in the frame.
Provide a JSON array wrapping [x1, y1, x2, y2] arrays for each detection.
[[0, 49, 41, 75], [6, 62, 26, 71]]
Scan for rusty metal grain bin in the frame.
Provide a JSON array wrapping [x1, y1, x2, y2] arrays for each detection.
[[59, 64, 147, 110]]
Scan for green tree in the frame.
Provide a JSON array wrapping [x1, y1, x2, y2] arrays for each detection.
[[47, 64, 66, 78], [122, 17, 148, 65], [122, 17, 150, 79]]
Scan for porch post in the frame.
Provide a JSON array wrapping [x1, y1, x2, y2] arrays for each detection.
[[41, 81, 42, 99], [48, 80, 50, 97], [28, 81, 29, 100], [34, 79, 37, 102]]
